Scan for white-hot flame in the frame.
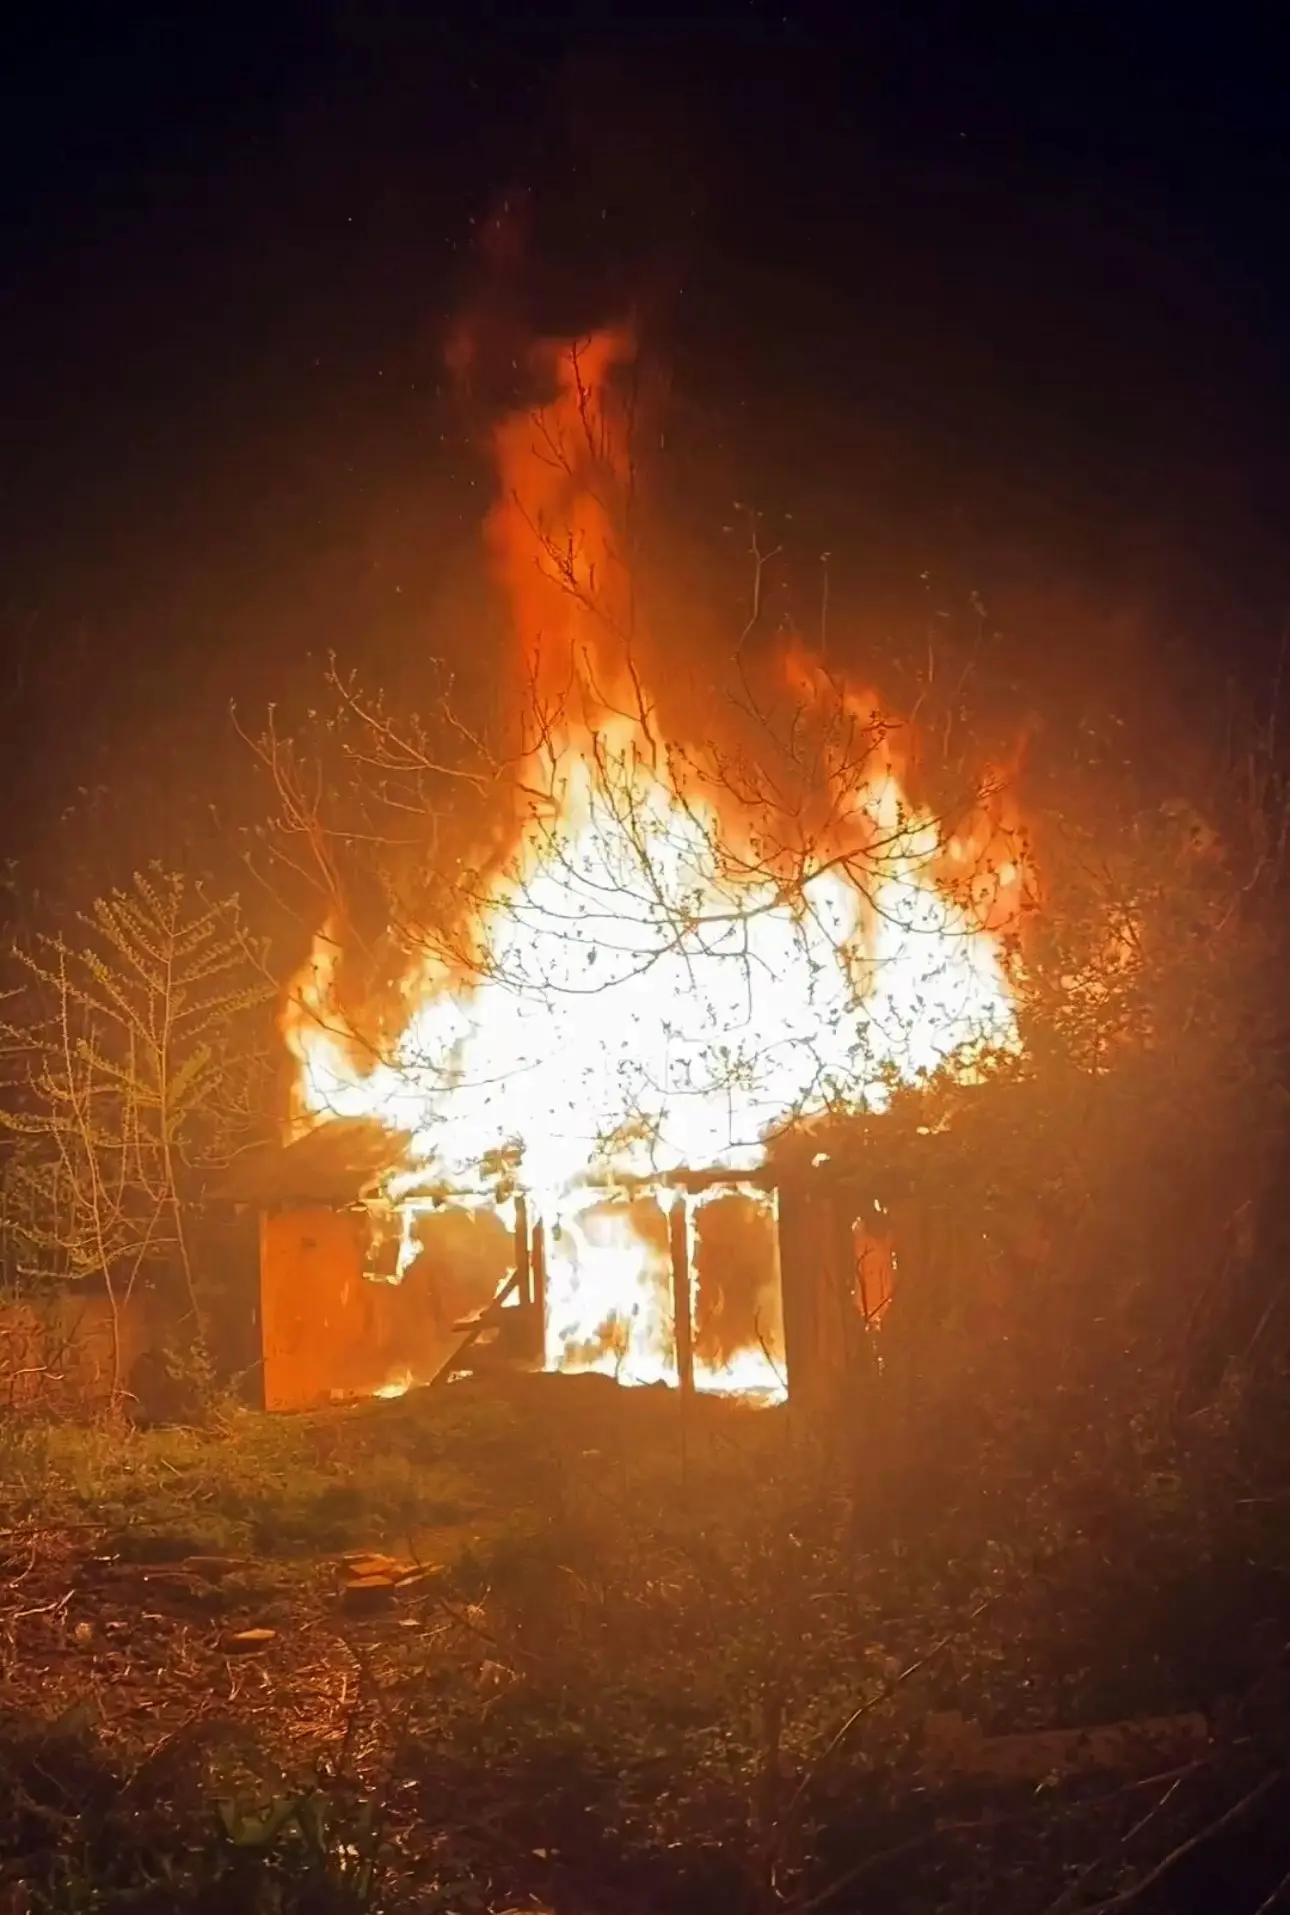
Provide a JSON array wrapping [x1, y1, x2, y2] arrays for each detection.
[[299, 729, 1017, 1185], [282, 330, 1029, 1397]]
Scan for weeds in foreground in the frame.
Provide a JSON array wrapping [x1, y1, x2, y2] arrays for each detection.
[[0, 1705, 399, 1914], [0, 1388, 517, 1560], [3, 1376, 1290, 1912]]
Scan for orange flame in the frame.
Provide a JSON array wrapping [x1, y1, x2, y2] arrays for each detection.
[[284, 328, 1032, 1396], [487, 328, 638, 713]]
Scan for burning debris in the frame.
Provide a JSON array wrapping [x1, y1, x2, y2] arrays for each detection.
[[273, 328, 1033, 1404]]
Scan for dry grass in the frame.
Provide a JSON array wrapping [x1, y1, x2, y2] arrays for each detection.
[[0, 1378, 803, 1910], [2, 1376, 1288, 1914], [0, 1376, 782, 1771]]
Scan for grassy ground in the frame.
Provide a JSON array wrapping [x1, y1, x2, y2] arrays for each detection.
[[0, 1378, 816, 1912], [1, 1375, 1288, 1913]]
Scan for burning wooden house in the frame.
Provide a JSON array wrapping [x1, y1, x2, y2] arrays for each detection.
[[231, 328, 1031, 1412], [221, 1112, 904, 1413]]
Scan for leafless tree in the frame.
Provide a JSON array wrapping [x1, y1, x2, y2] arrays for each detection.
[[0, 868, 270, 1398]]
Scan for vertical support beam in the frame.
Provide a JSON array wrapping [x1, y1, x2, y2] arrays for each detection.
[[513, 1192, 532, 1307], [669, 1191, 694, 1399], [530, 1215, 548, 1370], [777, 1178, 823, 1405]]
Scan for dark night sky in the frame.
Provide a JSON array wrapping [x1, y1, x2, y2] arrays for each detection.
[[1, 3, 1287, 875]]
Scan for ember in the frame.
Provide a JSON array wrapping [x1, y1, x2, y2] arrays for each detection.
[[282, 329, 1030, 1396]]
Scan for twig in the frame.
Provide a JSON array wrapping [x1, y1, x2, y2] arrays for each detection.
[[9, 1589, 74, 1623], [1041, 1767, 1193, 1915], [424, 1586, 542, 1669], [792, 1826, 942, 1914], [785, 1595, 995, 1820], [1256, 1863, 1290, 1915], [799, 1757, 1217, 1915], [1077, 1767, 1281, 1914]]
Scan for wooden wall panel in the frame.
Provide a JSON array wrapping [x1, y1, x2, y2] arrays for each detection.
[[260, 1206, 377, 1412]]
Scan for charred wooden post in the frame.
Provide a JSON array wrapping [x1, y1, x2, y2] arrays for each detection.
[[669, 1192, 695, 1398], [776, 1180, 812, 1401], [530, 1214, 548, 1367], [777, 1173, 856, 1405], [513, 1193, 532, 1307]]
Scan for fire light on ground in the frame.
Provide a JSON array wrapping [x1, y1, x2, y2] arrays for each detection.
[[283, 329, 1031, 1396]]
